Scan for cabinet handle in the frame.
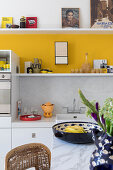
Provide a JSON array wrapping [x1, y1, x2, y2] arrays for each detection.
[[32, 133, 36, 138]]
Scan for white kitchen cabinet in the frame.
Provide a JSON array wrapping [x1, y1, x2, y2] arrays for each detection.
[[12, 128, 53, 151], [0, 117, 11, 128], [0, 129, 11, 170]]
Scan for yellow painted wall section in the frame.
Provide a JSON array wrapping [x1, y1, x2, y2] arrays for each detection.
[[0, 34, 112, 73]]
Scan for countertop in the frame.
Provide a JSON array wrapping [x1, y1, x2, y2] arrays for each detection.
[[12, 116, 56, 128], [51, 115, 96, 170], [51, 137, 96, 170]]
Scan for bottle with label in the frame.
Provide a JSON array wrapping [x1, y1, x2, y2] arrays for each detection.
[[20, 16, 26, 28]]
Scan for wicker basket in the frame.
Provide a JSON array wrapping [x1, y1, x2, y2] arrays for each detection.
[[5, 143, 51, 170]]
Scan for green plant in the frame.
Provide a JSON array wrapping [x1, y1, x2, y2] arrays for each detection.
[[78, 89, 113, 136]]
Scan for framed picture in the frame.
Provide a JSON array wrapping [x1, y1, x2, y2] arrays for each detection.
[[91, 0, 113, 28], [62, 8, 80, 28], [55, 42, 68, 65]]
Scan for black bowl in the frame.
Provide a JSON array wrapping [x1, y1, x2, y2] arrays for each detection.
[[52, 121, 101, 144]]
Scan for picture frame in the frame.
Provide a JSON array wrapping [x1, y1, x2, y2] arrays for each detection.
[[61, 8, 80, 28], [90, 0, 113, 28], [55, 42, 68, 65]]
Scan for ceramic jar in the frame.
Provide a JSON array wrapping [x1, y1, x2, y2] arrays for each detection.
[[90, 129, 113, 170]]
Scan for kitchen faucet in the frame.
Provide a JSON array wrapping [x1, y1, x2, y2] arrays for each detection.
[[73, 98, 76, 111], [63, 98, 86, 114]]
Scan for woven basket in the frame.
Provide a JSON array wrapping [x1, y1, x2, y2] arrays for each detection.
[[5, 143, 51, 170]]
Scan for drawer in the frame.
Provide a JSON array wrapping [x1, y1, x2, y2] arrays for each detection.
[[12, 128, 53, 151], [0, 117, 11, 128]]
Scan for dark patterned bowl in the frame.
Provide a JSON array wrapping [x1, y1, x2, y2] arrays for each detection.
[[52, 121, 101, 144]]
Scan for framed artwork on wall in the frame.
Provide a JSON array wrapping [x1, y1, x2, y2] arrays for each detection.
[[55, 42, 68, 65], [91, 0, 113, 28], [62, 8, 80, 28]]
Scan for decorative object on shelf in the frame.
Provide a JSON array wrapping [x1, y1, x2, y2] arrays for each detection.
[[26, 17, 37, 28], [11, 25, 19, 28], [107, 65, 113, 73], [81, 53, 91, 73], [62, 8, 79, 28], [32, 58, 42, 73], [40, 69, 48, 73], [24, 61, 32, 73], [91, 0, 113, 28], [20, 16, 26, 28], [47, 70, 53, 73], [53, 121, 101, 144], [41, 69, 53, 73], [79, 89, 113, 169], [27, 67, 33, 74], [55, 42, 68, 64], [93, 59, 107, 73], [41, 102, 54, 118], [20, 114, 41, 121], [2, 17, 13, 28]]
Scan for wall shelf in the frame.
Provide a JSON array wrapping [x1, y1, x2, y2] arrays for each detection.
[[17, 73, 113, 77], [1, 28, 113, 34]]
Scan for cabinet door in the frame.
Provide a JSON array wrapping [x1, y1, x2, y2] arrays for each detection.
[[0, 129, 11, 170], [12, 128, 53, 151]]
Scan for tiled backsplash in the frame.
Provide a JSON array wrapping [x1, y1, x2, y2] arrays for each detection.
[[20, 76, 113, 115]]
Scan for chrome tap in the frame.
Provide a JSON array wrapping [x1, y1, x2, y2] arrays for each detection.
[[73, 98, 76, 111], [63, 98, 86, 114]]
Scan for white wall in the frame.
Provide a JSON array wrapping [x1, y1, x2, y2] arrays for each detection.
[[0, 0, 90, 28], [20, 76, 113, 115]]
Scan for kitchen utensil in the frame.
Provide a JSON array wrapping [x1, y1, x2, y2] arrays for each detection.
[[52, 121, 101, 144], [41, 102, 54, 118], [20, 114, 41, 121]]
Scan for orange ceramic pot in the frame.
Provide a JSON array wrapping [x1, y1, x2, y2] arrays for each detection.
[[41, 102, 54, 118]]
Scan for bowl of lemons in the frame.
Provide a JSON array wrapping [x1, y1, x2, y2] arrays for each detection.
[[52, 122, 101, 144]]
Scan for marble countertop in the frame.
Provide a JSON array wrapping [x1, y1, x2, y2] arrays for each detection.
[[51, 137, 96, 170], [51, 115, 96, 170], [12, 116, 56, 128]]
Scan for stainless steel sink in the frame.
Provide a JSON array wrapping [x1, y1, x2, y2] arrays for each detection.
[[56, 114, 95, 123]]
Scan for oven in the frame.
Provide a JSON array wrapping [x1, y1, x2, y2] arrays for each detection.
[[0, 74, 11, 114]]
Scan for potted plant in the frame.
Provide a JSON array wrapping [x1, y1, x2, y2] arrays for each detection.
[[78, 89, 113, 170]]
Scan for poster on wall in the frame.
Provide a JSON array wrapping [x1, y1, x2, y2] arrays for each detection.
[[91, 0, 113, 28], [62, 8, 79, 28]]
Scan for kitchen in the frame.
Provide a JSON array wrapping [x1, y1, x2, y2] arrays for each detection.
[[0, 0, 113, 170]]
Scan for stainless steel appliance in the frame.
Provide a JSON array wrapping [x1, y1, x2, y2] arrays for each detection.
[[0, 74, 11, 114]]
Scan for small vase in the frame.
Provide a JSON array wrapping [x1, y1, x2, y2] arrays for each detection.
[[90, 129, 113, 170]]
